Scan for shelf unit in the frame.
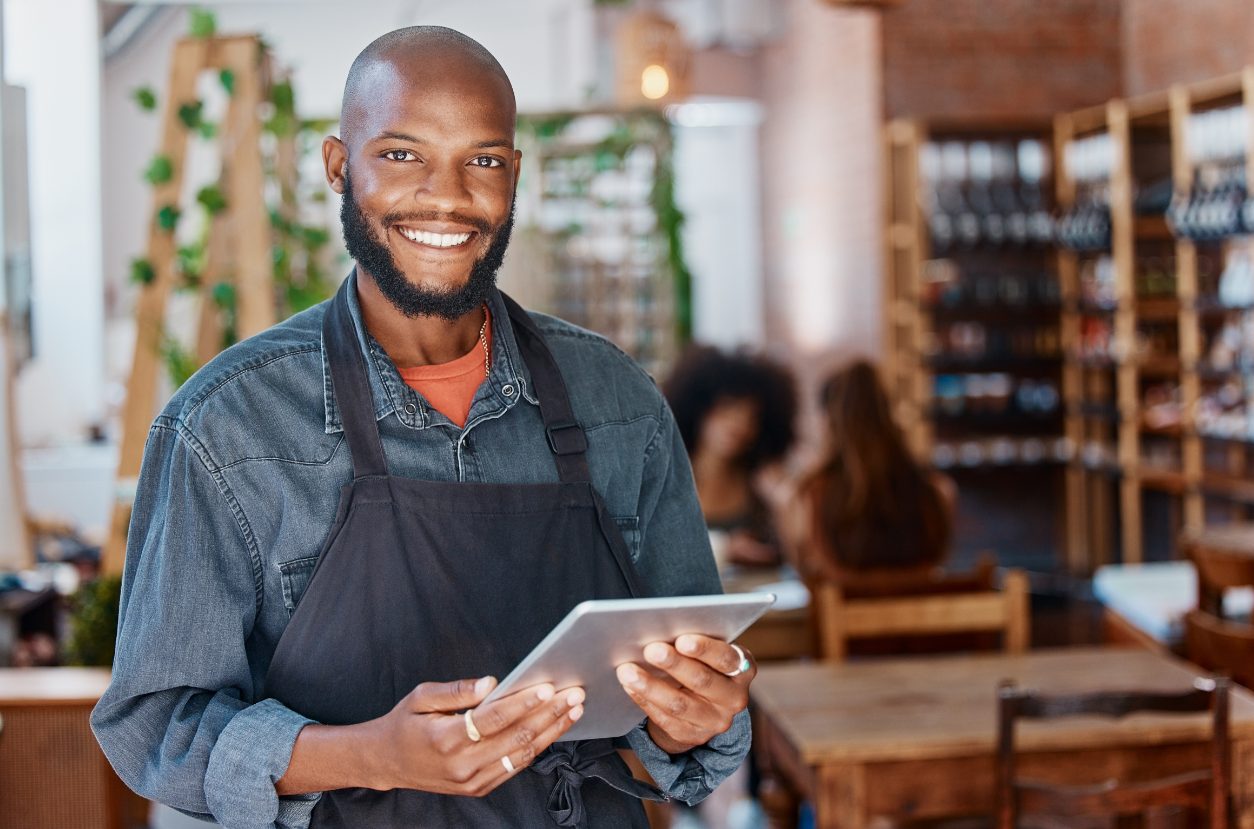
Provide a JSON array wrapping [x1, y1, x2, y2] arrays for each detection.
[[884, 119, 1066, 571], [1055, 68, 1254, 570]]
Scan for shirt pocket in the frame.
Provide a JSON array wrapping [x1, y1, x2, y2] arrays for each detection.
[[278, 556, 320, 616], [612, 515, 642, 563]]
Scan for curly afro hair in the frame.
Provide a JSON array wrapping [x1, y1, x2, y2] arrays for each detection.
[[662, 344, 797, 471]]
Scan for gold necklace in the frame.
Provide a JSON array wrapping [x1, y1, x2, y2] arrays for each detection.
[[478, 306, 490, 378]]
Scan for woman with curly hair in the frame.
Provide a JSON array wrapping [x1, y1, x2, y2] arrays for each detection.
[[797, 358, 955, 579], [663, 345, 797, 568]]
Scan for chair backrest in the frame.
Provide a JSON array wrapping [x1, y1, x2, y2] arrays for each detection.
[[1186, 608, 1254, 690], [1185, 537, 1254, 617], [812, 562, 1029, 661], [995, 677, 1231, 829]]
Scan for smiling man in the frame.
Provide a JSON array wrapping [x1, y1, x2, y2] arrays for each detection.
[[92, 26, 753, 829]]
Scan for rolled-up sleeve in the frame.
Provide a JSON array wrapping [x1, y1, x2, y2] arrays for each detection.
[[628, 401, 752, 804], [91, 420, 320, 828]]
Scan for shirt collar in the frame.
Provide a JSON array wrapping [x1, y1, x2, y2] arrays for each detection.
[[321, 270, 538, 435]]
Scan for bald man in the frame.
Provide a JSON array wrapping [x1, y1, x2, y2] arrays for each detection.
[[93, 27, 753, 828]]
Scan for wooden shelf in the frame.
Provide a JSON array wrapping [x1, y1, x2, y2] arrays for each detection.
[[1201, 472, 1254, 504], [927, 355, 1062, 373], [1134, 215, 1174, 241], [1052, 67, 1254, 568], [927, 303, 1062, 321], [1138, 467, 1187, 494], [1135, 296, 1181, 319]]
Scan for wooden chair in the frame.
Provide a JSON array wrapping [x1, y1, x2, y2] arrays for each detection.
[[811, 560, 1030, 661], [1185, 533, 1254, 689], [995, 677, 1231, 829]]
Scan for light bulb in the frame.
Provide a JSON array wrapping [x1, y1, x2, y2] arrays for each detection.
[[641, 64, 670, 100]]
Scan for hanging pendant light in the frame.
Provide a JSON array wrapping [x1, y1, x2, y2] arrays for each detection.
[[616, 8, 691, 106]]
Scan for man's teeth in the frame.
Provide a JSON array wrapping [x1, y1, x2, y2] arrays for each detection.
[[398, 228, 472, 248]]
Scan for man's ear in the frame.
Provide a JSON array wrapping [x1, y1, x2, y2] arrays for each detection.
[[324, 136, 348, 194], [512, 148, 523, 192]]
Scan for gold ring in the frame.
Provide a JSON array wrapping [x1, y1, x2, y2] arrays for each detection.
[[501, 755, 516, 773], [724, 643, 751, 678], [464, 709, 483, 742]]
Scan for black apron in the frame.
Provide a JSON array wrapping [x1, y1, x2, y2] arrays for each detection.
[[264, 279, 666, 827]]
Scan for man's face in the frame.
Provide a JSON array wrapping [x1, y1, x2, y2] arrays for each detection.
[[326, 58, 521, 320]]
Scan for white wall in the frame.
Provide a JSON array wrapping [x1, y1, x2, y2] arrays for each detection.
[[4, 0, 105, 447], [672, 99, 765, 348]]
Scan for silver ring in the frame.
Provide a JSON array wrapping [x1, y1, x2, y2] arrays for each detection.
[[724, 643, 752, 678], [501, 755, 516, 773], [464, 709, 482, 743]]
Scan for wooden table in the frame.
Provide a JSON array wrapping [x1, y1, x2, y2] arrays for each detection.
[[751, 646, 1254, 828], [721, 567, 814, 661]]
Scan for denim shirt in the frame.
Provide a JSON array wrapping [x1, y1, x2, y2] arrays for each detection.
[[90, 275, 749, 829]]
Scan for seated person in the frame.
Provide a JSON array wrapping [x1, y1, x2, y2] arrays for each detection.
[[663, 345, 797, 568], [792, 358, 955, 583]]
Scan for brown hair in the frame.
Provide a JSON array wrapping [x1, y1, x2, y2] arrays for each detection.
[[803, 359, 951, 571]]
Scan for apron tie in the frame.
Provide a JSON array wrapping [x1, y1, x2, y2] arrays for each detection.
[[531, 740, 668, 827]]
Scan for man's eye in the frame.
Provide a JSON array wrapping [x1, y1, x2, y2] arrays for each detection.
[[384, 150, 416, 162], [470, 156, 503, 168]]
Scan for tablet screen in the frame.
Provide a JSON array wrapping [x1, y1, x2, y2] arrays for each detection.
[[481, 593, 775, 741]]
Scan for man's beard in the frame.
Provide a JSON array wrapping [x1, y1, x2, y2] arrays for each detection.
[[339, 172, 514, 321]]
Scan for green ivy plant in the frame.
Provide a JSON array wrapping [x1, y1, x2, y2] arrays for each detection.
[[128, 43, 337, 390]]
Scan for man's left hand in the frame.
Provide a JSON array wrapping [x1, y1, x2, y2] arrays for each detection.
[[615, 634, 755, 755]]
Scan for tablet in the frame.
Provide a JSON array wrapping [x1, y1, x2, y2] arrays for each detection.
[[481, 593, 776, 741]]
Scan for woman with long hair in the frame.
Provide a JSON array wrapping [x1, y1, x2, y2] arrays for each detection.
[[798, 359, 954, 578]]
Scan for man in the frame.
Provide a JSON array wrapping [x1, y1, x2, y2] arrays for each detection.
[[93, 26, 753, 829]]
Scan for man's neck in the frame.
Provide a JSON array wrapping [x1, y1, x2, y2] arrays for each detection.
[[354, 268, 486, 368]]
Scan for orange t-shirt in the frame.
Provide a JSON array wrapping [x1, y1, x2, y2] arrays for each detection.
[[397, 309, 493, 428]]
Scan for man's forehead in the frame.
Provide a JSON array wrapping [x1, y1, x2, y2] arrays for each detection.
[[343, 53, 515, 141]]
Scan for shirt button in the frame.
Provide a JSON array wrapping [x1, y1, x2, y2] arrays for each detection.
[[502, 384, 516, 397], [404, 403, 417, 415]]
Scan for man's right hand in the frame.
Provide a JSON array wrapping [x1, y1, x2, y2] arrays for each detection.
[[276, 677, 584, 798], [367, 676, 585, 796]]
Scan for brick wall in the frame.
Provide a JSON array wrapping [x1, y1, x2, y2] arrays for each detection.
[[1122, 0, 1254, 96], [882, 0, 1123, 120]]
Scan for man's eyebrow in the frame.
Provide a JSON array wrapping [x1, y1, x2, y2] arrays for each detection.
[[369, 131, 513, 149]]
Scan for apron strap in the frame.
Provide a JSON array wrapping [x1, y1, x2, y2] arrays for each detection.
[[499, 291, 593, 484], [530, 739, 668, 827], [324, 276, 389, 479]]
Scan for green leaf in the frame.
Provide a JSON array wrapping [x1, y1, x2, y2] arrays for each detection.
[[211, 281, 236, 310], [218, 68, 236, 96], [196, 185, 228, 215], [176, 244, 204, 285], [178, 100, 204, 131], [188, 8, 217, 38], [130, 258, 156, 285], [270, 80, 295, 115], [133, 86, 157, 112], [160, 335, 199, 388], [197, 120, 218, 140], [301, 226, 330, 249], [143, 154, 173, 185], [157, 204, 181, 232]]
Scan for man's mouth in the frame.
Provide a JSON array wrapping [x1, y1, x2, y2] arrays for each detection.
[[394, 226, 477, 249]]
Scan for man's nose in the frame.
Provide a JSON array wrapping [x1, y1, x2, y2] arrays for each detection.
[[416, 163, 473, 213]]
